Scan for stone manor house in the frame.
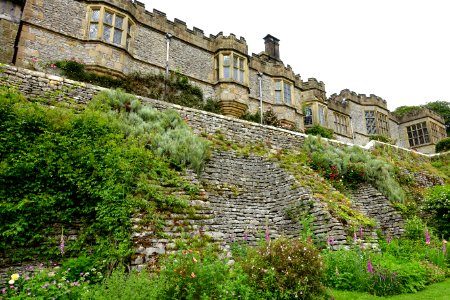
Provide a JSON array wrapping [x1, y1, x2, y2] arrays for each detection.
[[1, 0, 447, 153]]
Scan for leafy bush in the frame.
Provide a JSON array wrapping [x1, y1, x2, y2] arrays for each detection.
[[324, 239, 448, 296], [305, 125, 334, 139], [155, 245, 253, 299], [436, 137, 450, 153], [1, 264, 100, 299], [0, 88, 206, 266], [369, 134, 395, 144], [423, 184, 450, 239], [241, 108, 282, 128], [237, 237, 325, 299], [91, 89, 210, 173], [302, 137, 405, 202]]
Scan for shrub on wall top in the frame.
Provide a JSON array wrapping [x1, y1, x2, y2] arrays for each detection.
[[435, 137, 450, 153], [305, 125, 334, 139]]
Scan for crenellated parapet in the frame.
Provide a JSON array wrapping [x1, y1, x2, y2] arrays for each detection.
[[329, 89, 388, 109], [211, 32, 248, 54], [78, 0, 223, 51]]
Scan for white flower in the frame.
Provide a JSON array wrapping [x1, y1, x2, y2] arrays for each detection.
[[8, 279, 15, 285], [11, 274, 20, 281]]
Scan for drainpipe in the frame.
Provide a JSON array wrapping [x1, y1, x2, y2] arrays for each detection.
[[164, 32, 173, 100], [257, 72, 263, 124]]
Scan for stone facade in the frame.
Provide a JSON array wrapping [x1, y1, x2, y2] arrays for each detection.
[[1, 0, 446, 152]]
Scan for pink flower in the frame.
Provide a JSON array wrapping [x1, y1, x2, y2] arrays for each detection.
[[359, 226, 363, 239], [367, 258, 373, 273], [31, 58, 37, 63], [50, 64, 56, 69], [353, 231, 357, 242], [425, 228, 430, 245], [265, 227, 269, 242]]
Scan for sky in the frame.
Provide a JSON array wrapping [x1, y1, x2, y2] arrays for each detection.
[[140, 0, 450, 111]]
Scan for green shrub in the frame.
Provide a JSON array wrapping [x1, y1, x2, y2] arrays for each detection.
[[436, 137, 450, 153], [91, 89, 210, 173], [240, 108, 283, 128], [305, 125, 334, 139], [1, 264, 99, 299], [155, 245, 253, 300], [80, 268, 159, 300], [422, 184, 450, 239], [323, 248, 370, 292], [0, 89, 205, 266], [369, 134, 395, 144], [237, 237, 325, 299], [302, 137, 405, 202]]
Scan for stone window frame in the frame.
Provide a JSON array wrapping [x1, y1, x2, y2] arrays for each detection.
[[318, 103, 327, 126], [303, 102, 327, 127], [273, 78, 293, 105], [377, 111, 390, 136], [304, 105, 313, 126], [364, 110, 389, 136], [214, 51, 248, 85], [86, 5, 134, 50], [430, 121, 446, 143], [406, 121, 430, 147], [333, 112, 350, 136]]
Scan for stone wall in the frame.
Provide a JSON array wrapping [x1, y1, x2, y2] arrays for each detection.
[[0, 0, 22, 64], [350, 185, 405, 237], [1, 63, 448, 276]]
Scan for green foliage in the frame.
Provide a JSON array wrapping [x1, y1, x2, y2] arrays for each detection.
[[202, 98, 223, 114], [241, 108, 282, 128], [91, 89, 210, 173], [393, 101, 449, 136], [324, 238, 448, 297], [436, 137, 450, 153], [155, 245, 253, 300], [51, 60, 220, 113], [422, 184, 450, 239], [302, 137, 405, 202], [404, 216, 429, 241], [424, 101, 450, 136], [237, 237, 325, 299], [55, 60, 124, 89], [0, 89, 206, 266], [369, 134, 395, 144], [392, 105, 420, 117], [305, 125, 334, 139], [1, 264, 100, 299]]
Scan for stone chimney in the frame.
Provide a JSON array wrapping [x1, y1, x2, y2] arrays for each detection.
[[264, 34, 280, 60]]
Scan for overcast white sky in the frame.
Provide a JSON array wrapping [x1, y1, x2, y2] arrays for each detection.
[[141, 0, 450, 111]]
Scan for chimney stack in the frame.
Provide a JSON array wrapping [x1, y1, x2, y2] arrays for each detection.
[[264, 34, 280, 60]]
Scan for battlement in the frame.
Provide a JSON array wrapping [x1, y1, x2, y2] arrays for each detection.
[[329, 89, 388, 109], [211, 32, 248, 54], [301, 78, 326, 92]]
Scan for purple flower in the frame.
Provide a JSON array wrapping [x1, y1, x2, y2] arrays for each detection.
[[243, 231, 248, 241], [2, 288, 6, 294], [367, 258, 373, 273], [425, 228, 430, 245], [353, 231, 357, 242], [359, 226, 363, 239], [327, 236, 334, 247], [60, 240, 65, 255], [265, 227, 269, 242]]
